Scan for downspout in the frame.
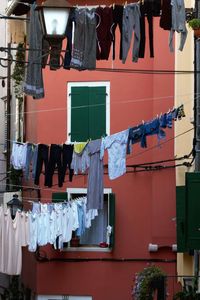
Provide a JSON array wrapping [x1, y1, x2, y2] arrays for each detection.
[[194, 0, 200, 286], [6, 42, 11, 191]]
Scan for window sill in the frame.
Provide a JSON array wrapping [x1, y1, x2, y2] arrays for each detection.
[[64, 247, 112, 252]]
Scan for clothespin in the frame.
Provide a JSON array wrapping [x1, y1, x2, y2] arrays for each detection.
[[124, 1, 127, 8], [113, 3, 115, 9], [142, 120, 145, 124]]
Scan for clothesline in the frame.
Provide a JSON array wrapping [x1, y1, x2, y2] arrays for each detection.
[[9, 104, 185, 148], [22, 1, 188, 99], [9, 105, 185, 196], [0, 195, 107, 275]]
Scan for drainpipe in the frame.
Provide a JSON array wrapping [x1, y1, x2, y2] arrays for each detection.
[[194, 0, 200, 286], [6, 42, 11, 191]]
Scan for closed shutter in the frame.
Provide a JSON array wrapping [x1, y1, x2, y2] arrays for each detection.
[[109, 193, 115, 249], [176, 186, 187, 252], [52, 192, 68, 203], [186, 172, 200, 250], [70, 86, 106, 142], [88, 86, 106, 140]]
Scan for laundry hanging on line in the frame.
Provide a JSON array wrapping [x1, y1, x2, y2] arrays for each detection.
[[23, 1, 188, 99], [0, 196, 103, 275], [10, 105, 185, 209]]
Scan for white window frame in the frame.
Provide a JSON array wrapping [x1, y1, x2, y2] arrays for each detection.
[[65, 187, 112, 252], [67, 81, 110, 143]]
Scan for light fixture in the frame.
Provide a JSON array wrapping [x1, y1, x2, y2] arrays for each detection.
[[7, 194, 23, 219], [36, 0, 72, 39]]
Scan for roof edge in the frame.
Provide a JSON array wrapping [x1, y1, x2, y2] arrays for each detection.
[[5, 0, 19, 16]]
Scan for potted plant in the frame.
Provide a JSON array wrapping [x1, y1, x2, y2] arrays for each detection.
[[188, 18, 200, 37], [132, 264, 166, 300], [173, 277, 200, 300]]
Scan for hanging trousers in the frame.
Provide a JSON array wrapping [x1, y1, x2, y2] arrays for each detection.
[[62, 144, 74, 183], [139, 3, 154, 58], [24, 143, 38, 181], [122, 3, 141, 63], [34, 144, 49, 186], [96, 6, 113, 60], [46, 144, 63, 188], [64, 8, 76, 69], [112, 5, 123, 60]]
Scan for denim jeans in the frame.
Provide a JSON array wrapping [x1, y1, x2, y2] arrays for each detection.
[[122, 3, 141, 63], [24, 143, 38, 181]]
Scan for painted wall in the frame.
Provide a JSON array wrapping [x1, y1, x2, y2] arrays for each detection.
[[175, 0, 195, 283], [22, 2, 178, 299]]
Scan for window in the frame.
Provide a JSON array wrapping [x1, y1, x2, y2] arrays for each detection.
[[67, 82, 110, 142], [52, 189, 115, 252]]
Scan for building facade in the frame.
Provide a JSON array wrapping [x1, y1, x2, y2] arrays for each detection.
[[3, 0, 196, 299]]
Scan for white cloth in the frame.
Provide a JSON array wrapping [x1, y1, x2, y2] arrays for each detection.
[[0, 210, 26, 275], [100, 129, 129, 180], [28, 212, 38, 252], [10, 142, 27, 170], [71, 201, 79, 231], [37, 204, 50, 246]]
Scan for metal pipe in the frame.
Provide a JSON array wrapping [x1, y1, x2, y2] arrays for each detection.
[[6, 43, 11, 191]]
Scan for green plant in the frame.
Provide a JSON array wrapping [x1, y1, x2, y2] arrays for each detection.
[[3, 276, 24, 300], [173, 278, 200, 300], [11, 43, 26, 105], [132, 265, 166, 300], [188, 19, 200, 30]]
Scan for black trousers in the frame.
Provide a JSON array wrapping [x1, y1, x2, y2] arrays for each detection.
[[62, 144, 74, 183], [139, 5, 154, 58], [46, 144, 63, 187], [112, 5, 123, 60], [34, 144, 49, 186]]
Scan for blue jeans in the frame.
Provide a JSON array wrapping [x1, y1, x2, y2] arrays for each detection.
[[24, 144, 38, 181]]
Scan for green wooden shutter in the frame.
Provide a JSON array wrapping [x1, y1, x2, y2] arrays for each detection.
[[88, 86, 106, 140], [52, 192, 68, 203], [70, 86, 106, 141], [176, 186, 187, 252], [109, 193, 115, 249], [71, 87, 89, 142], [186, 172, 200, 250]]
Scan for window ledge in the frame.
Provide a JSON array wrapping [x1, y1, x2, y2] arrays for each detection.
[[64, 247, 112, 252]]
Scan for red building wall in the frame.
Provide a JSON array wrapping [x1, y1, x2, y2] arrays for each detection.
[[22, 4, 177, 299]]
